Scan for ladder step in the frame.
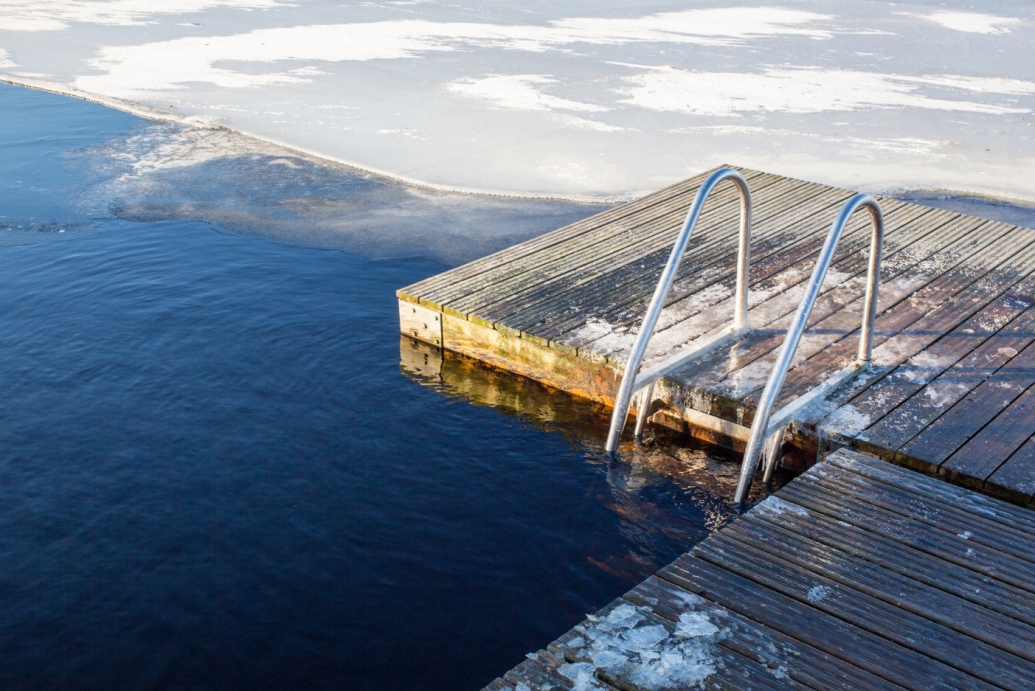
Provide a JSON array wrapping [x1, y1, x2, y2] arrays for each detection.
[[766, 362, 864, 438], [633, 325, 744, 391]]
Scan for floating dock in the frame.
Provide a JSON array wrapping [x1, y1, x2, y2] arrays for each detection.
[[483, 449, 1035, 691], [398, 166, 1035, 504]]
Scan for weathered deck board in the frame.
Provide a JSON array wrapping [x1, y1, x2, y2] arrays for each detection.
[[399, 166, 1035, 501], [482, 450, 1035, 690]]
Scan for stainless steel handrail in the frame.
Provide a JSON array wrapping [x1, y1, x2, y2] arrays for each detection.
[[733, 194, 884, 502], [605, 168, 752, 455]]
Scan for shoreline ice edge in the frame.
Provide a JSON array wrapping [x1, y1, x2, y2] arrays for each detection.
[[5, 73, 1035, 210]]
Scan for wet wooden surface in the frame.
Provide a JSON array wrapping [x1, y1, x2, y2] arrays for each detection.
[[481, 449, 1035, 691], [399, 166, 1035, 503]]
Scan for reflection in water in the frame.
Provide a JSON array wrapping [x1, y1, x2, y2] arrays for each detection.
[[2, 78, 934, 690], [2, 81, 728, 691], [400, 335, 788, 552]]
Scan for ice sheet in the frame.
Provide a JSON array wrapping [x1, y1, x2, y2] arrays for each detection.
[[1, 1, 1033, 200], [74, 119, 607, 264]]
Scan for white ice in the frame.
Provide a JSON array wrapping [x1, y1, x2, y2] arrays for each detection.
[[564, 603, 723, 689], [1, 1, 1034, 201]]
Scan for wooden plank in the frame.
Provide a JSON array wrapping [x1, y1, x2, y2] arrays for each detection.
[[503, 649, 580, 691], [455, 174, 797, 320], [583, 203, 952, 376], [505, 184, 862, 340], [551, 197, 929, 360], [813, 278, 1035, 447], [422, 169, 780, 311], [778, 480, 1035, 594], [824, 449, 1035, 535], [742, 222, 1035, 444], [587, 200, 935, 353], [484, 449, 1035, 691], [654, 214, 1013, 425], [941, 383, 1035, 484], [900, 332, 1035, 470], [748, 489, 1035, 628], [857, 294, 1035, 457], [398, 300, 443, 347], [626, 575, 910, 691], [766, 220, 1035, 415], [443, 167, 779, 287], [723, 514, 1035, 663], [482, 174, 815, 316], [694, 535, 1035, 690], [660, 555, 998, 691], [988, 439, 1035, 502], [440, 311, 619, 405], [769, 221, 1035, 410], [655, 211, 997, 393], [405, 165, 736, 299], [800, 466, 1035, 566], [584, 199, 933, 338]]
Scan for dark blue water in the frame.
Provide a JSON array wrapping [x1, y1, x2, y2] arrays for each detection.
[[0, 84, 738, 690]]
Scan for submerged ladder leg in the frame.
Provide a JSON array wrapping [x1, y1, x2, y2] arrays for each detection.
[[734, 194, 884, 503], [605, 167, 753, 455], [762, 425, 786, 486], [633, 382, 655, 441]]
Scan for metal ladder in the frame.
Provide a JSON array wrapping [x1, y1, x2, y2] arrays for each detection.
[[734, 194, 885, 502], [605, 167, 753, 454]]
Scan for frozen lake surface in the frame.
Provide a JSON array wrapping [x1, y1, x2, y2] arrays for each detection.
[[0, 78, 753, 691], [1, 1, 1033, 200]]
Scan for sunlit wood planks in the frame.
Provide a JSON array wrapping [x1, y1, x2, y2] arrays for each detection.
[[399, 166, 1035, 503]]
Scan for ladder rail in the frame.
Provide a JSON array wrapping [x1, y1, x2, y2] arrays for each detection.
[[605, 168, 752, 455], [733, 194, 884, 502]]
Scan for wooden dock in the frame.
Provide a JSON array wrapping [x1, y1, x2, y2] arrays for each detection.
[[398, 166, 1035, 504], [483, 448, 1035, 691]]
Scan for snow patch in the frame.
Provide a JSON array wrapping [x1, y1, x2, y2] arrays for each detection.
[[899, 368, 928, 385], [74, 9, 832, 96], [570, 318, 616, 345], [872, 335, 930, 368], [0, 0, 284, 33], [0, 49, 17, 69], [924, 380, 969, 408], [909, 350, 956, 370], [806, 585, 832, 602], [621, 66, 1033, 117], [820, 404, 871, 437], [754, 496, 809, 518], [447, 75, 608, 113], [446, 74, 622, 132], [723, 359, 772, 397], [922, 11, 1021, 35]]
